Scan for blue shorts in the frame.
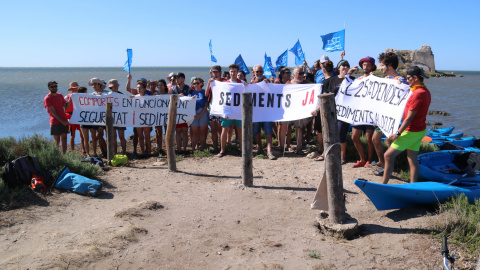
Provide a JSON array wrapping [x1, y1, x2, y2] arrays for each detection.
[[253, 122, 273, 135], [221, 119, 242, 127], [190, 108, 209, 127]]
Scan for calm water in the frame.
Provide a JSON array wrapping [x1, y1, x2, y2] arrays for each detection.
[[0, 67, 478, 143]]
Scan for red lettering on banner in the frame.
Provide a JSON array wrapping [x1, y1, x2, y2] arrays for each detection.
[[309, 90, 315, 104], [302, 91, 309, 106]]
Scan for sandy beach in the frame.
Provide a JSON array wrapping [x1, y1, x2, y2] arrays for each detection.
[[2, 145, 476, 269]]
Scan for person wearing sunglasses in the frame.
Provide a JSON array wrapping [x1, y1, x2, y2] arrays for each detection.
[[44, 81, 71, 155], [188, 77, 209, 151]]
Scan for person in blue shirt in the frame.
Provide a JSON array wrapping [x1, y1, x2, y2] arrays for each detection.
[[189, 77, 209, 151]]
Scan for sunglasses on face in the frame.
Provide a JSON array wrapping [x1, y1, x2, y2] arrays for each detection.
[[193, 82, 201, 85], [50, 85, 58, 88], [298, 72, 305, 75]]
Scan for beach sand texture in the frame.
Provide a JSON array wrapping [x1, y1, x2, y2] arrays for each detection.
[[1, 152, 466, 269]]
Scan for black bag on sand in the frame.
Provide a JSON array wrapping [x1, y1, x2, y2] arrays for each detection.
[[1, 155, 49, 188]]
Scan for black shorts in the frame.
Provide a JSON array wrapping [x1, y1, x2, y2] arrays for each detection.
[[51, 124, 69, 135], [81, 125, 98, 130], [314, 113, 322, 133]]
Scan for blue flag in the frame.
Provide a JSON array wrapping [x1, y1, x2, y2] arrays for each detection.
[[275, 49, 288, 71], [263, 53, 276, 78], [321, 29, 345, 52], [123, 49, 132, 73], [289, 40, 305, 66], [234, 54, 250, 75], [209, 39, 217, 63]]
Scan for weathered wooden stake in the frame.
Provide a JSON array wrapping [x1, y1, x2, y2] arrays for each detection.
[[319, 93, 345, 224], [166, 95, 178, 172], [242, 93, 253, 187], [105, 102, 114, 164]]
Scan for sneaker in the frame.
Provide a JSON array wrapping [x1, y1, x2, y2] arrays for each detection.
[[352, 160, 366, 168], [267, 152, 276, 160], [130, 151, 137, 158]]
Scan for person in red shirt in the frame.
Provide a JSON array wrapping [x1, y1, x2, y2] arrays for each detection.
[[43, 81, 71, 154], [65, 81, 86, 155], [382, 66, 431, 184]]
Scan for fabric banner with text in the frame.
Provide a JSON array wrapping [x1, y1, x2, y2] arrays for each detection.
[[69, 92, 196, 127], [335, 75, 411, 137], [209, 81, 320, 122]]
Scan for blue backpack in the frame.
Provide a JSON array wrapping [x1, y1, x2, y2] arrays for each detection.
[[54, 167, 102, 196]]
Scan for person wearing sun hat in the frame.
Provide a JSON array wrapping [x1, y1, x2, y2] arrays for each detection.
[[350, 56, 377, 168], [382, 66, 431, 184], [65, 81, 85, 155]]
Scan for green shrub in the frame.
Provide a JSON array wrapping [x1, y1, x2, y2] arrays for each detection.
[[433, 194, 480, 256], [0, 135, 101, 210], [192, 149, 213, 158]]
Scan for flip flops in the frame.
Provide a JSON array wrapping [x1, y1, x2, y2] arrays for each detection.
[[373, 169, 384, 176], [314, 155, 325, 161]]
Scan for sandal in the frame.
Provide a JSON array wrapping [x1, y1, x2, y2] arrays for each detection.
[[314, 155, 325, 161], [352, 160, 366, 168], [373, 169, 384, 176], [341, 158, 347, 165], [216, 152, 225, 158]]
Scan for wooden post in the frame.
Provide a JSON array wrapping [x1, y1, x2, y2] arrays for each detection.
[[242, 93, 253, 187], [319, 93, 345, 224], [166, 95, 178, 172], [105, 102, 114, 164]]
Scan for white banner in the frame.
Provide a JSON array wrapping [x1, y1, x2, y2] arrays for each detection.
[[335, 75, 411, 136], [69, 92, 196, 127], [210, 81, 320, 122]]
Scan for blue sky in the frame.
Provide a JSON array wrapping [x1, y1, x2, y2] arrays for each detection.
[[1, 0, 478, 70]]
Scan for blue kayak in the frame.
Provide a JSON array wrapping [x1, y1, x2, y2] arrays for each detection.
[[354, 179, 480, 211], [427, 127, 454, 136], [418, 150, 480, 183], [431, 137, 476, 147], [429, 132, 464, 139]]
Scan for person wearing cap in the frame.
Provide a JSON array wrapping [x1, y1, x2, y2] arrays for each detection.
[[382, 66, 431, 184], [64, 81, 86, 155], [205, 65, 226, 153], [126, 74, 149, 95], [349, 57, 377, 168], [311, 60, 335, 161], [322, 60, 356, 164], [108, 79, 127, 155], [167, 72, 178, 91], [170, 72, 191, 154], [43, 81, 71, 155]]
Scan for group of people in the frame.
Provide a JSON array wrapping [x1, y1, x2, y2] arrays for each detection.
[[43, 51, 431, 184]]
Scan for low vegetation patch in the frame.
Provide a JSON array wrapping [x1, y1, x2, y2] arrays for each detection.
[[0, 135, 101, 210], [433, 194, 480, 257]]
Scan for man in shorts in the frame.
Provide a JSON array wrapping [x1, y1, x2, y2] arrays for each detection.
[[373, 52, 408, 168], [251, 64, 275, 160], [287, 67, 308, 155], [382, 66, 431, 184], [43, 81, 71, 154], [205, 65, 225, 153], [108, 79, 127, 154], [216, 64, 243, 157], [65, 81, 85, 155], [351, 56, 377, 168]]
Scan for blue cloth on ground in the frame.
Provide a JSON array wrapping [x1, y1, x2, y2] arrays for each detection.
[[54, 167, 103, 196]]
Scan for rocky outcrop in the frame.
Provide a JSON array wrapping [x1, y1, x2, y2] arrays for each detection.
[[386, 45, 436, 72]]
